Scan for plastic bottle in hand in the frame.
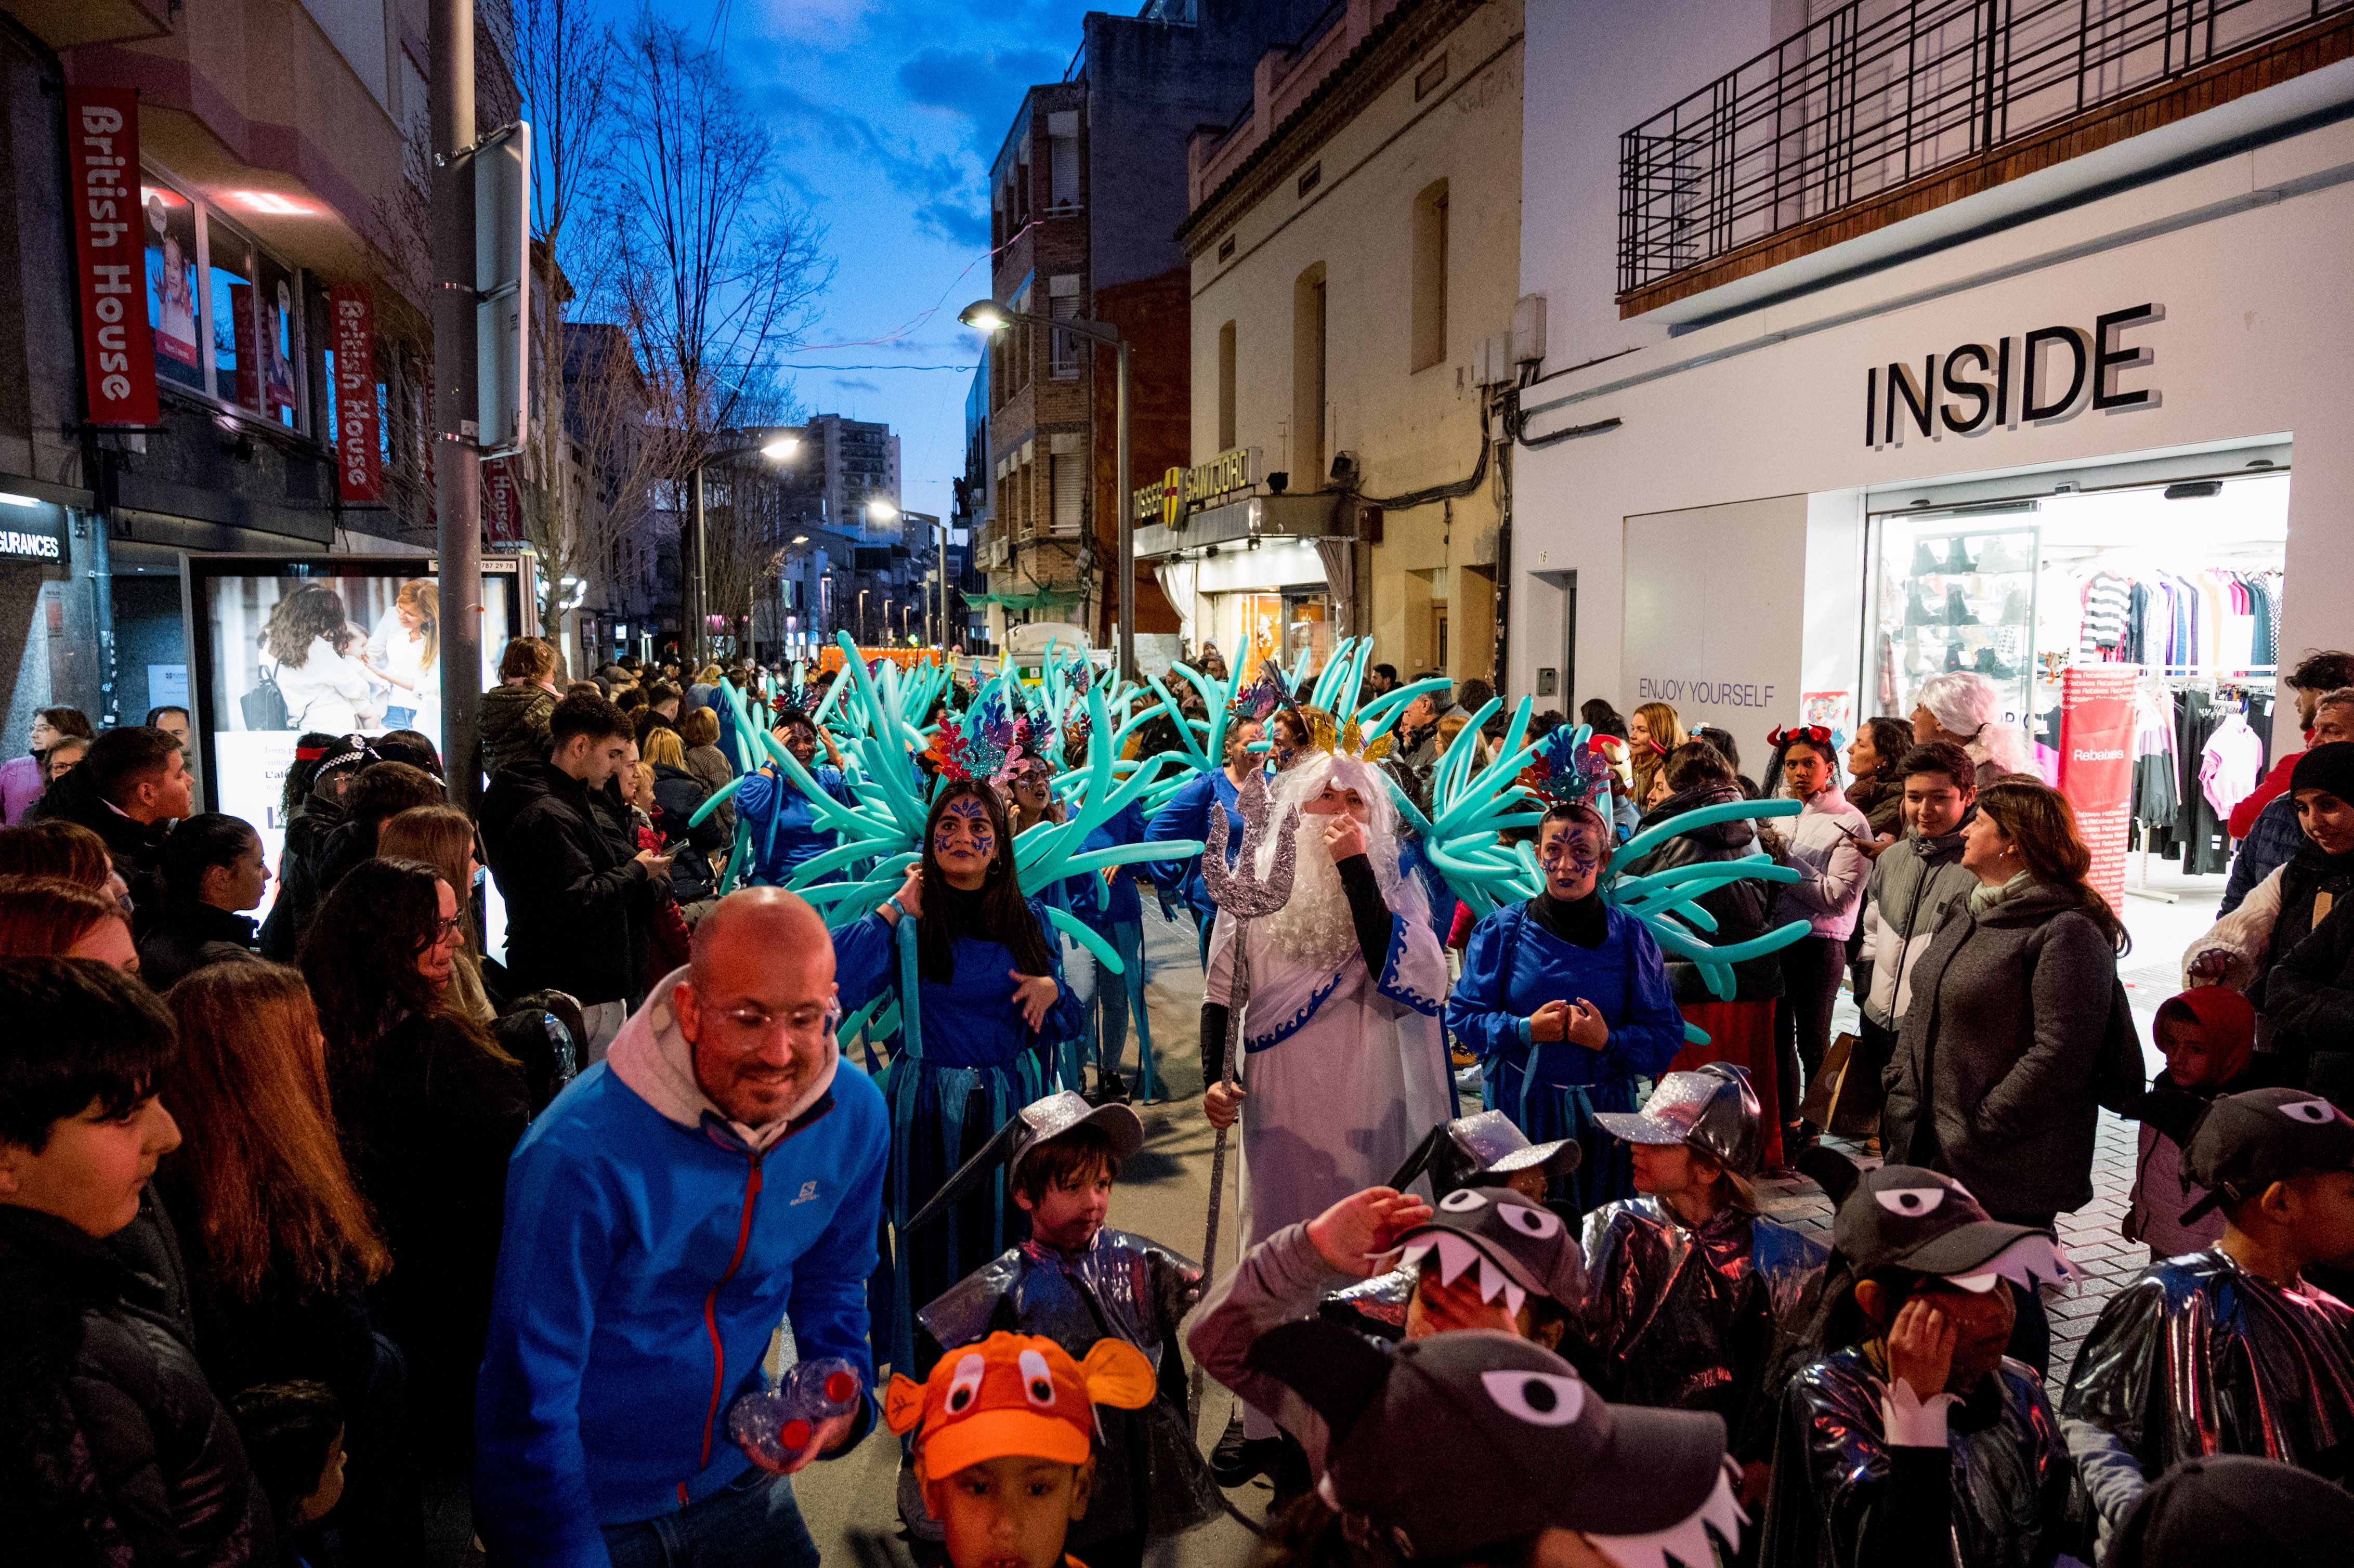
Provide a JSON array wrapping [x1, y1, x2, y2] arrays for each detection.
[[727, 1356, 862, 1467]]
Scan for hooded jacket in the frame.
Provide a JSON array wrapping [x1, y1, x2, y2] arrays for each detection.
[[134, 901, 260, 990], [1856, 820, 1974, 1028], [0, 1203, 276, 1565], [260, 786, 347, 960], [481, 760, 652, 1004], [473, 972, 889, 1568], [479, 682, 555, 781], [649, 761, 729, 902], [2122, 988, 2256, 1257], [2264, 900, 2354, 1107], [1880, 880, 2120, 1215], [1775, 786, 1871, 941], [1621, 783, 1783, 1002]]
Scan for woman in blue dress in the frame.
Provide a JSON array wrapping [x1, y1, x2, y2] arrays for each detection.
[[734, 709, 854, 885], [832, 777, 1082, 1373], [1444, 799, 1686, 1216]]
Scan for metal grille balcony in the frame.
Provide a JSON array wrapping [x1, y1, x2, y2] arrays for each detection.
[[1618, 0, 2352, 298]]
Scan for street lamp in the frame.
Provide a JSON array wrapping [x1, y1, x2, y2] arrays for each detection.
[[960, 298, 1133, 678], [690, 429, 800, 663], [858, 587, 871, 645]]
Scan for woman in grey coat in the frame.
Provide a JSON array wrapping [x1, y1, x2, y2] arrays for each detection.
[[1881, 776, 2126, 1378]]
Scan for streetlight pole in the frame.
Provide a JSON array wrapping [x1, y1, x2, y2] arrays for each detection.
[[430, 0, 480, 811], [958, 302, 1131, 679]]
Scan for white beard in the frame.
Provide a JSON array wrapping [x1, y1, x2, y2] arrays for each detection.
[[1261, 825, 1358, 976]]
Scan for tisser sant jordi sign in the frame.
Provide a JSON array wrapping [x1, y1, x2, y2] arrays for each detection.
[[1866, 304, 2157, 449], [66, 87, 160, 428], [1132, 446, 1260, 526]]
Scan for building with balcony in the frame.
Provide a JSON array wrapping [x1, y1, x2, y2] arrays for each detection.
[[1510, 0, 2353, 820], [972, 0, 1324, 658], [1162, 0, 1525, 685]]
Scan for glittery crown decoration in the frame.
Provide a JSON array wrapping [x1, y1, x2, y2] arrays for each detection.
[[1517, 724, 1613, 808]]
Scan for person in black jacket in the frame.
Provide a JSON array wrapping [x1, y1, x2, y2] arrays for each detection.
[[138, 813, 268, 988], [307, 762, 444, 901], [302, 859, 528, 1456], [480, 690, 670, 1057], [642, 725, 728, 910], [32, 725, 193, 928], [259, 734, 360, 961], [0, 956, 276, 1563]]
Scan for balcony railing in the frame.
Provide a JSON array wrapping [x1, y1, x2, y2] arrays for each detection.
[[1618, 0, 2351, 297]]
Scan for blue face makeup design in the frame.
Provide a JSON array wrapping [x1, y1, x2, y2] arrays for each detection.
[[936, 796, 996, 863], [1540, 828, 1603, 887]]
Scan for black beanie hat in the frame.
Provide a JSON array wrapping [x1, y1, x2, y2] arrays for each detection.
[[2289, 741, 2354, 806]]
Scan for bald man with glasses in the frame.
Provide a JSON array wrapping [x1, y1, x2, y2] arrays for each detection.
[[475, 888, 890, 1568]]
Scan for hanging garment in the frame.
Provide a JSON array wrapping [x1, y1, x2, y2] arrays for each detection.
[[2199, 711, 2267, 821], [2175, 691, 2233, 875], [2081, 572, 2130, 651]]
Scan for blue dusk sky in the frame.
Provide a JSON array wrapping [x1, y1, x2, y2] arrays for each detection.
[[562, 0, 1103, 516]]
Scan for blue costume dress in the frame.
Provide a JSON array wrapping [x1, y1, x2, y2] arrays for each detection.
[[832, 895, 1083, 1374], [734, 762, 854, 885], [1065, 800, 1159, 1095], [1143, 768, 1243, 965], [1444, 895, 1686, 1214]]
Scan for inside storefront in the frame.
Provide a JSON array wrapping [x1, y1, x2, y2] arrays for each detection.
[[1865, 454, 2290, 955]]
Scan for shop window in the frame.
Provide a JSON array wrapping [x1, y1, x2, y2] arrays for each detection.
[[1411, 181, 1449, 374], [141, 184, 203, 394], [1217, 320, 1237, 450], [208, 230, 260, 414], [255, 254, 305, 431], [1283, 589, 1329, 677]]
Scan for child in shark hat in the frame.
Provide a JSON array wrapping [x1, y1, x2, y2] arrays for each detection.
[[1758, 1159, 2081, 1568]]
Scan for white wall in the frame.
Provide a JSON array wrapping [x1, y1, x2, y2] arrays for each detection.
[[1509, 111, 2354, 724], [299, 0, 391, 113], [1519, 0, 1782, 370]]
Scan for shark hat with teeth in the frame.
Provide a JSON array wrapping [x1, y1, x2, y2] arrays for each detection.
[[1244, 1322, 1742, 1566], [1388, 1186, 1588, 1323], [2179, 1086, 2354, 1222], [1388, 1109, 1584, 1201], [1832, 1165, 2077, 1295]]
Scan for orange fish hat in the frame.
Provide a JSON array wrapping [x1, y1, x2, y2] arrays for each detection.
[[884, 1331, 1156, 1483]]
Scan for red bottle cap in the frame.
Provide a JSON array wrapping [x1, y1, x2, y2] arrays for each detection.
[[781, 1419, 812, 1452], [823, 1370, 858, 1403]]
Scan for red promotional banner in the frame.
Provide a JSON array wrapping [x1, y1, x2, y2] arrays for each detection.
[[65, 87, 159, 427], [483, 459, 521, 548], [328, 287, 383, 503], [2058, 664, 2140, 912]]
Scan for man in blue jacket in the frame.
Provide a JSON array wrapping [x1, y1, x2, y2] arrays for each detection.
[[475, 887, 890, 1567]]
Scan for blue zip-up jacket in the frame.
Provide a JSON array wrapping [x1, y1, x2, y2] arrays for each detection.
[[474, 978, 890, 1567]]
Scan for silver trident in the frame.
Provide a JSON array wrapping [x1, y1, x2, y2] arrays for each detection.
[[1189, 764, 1299, 1427]]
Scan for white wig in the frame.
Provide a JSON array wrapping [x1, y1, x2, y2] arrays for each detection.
[[1253, 750, 1433, 974], [1912, 671, 2033, 777]]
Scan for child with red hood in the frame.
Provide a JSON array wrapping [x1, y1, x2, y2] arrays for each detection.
[[2125, 987, 2259, 1260]]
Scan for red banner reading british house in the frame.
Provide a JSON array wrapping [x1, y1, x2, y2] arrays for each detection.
[[2057, 664, 2140, 912], [328, 286, 383, 504], [483, 459, 521, 549], [67, 86, 159, 427]]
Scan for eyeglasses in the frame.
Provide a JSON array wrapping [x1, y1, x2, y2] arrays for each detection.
[[711, 1002, 842, 1040], [431, 914, 466, 942]]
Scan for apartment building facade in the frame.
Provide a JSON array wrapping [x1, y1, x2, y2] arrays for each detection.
[[972, 0, 1324, 656], [1162, 0, 1525, 685]]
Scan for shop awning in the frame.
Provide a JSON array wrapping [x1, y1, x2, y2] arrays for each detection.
[[1134, 492, 1340, 560], [968, 587, 1089, 610]]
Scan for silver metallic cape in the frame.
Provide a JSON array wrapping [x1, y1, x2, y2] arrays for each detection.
[[1761, 1347, 2077, 1568], [918, 1228, 1220, 1538], [1579, 1197, 1825, 1457], [2058, 1246, 2354, 1475]]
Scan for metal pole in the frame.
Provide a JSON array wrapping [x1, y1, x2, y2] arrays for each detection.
[[431, 0, 481, 813], [690, 462, 706, 667], [1115, 337, 1133, 681]]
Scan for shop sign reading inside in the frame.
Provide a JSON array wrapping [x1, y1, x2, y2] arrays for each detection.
[[66, 87, 160, 428], [1866, 304, 2156, 449], [1132, 446, 1260, 526], [329, 288, 384, 504]]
